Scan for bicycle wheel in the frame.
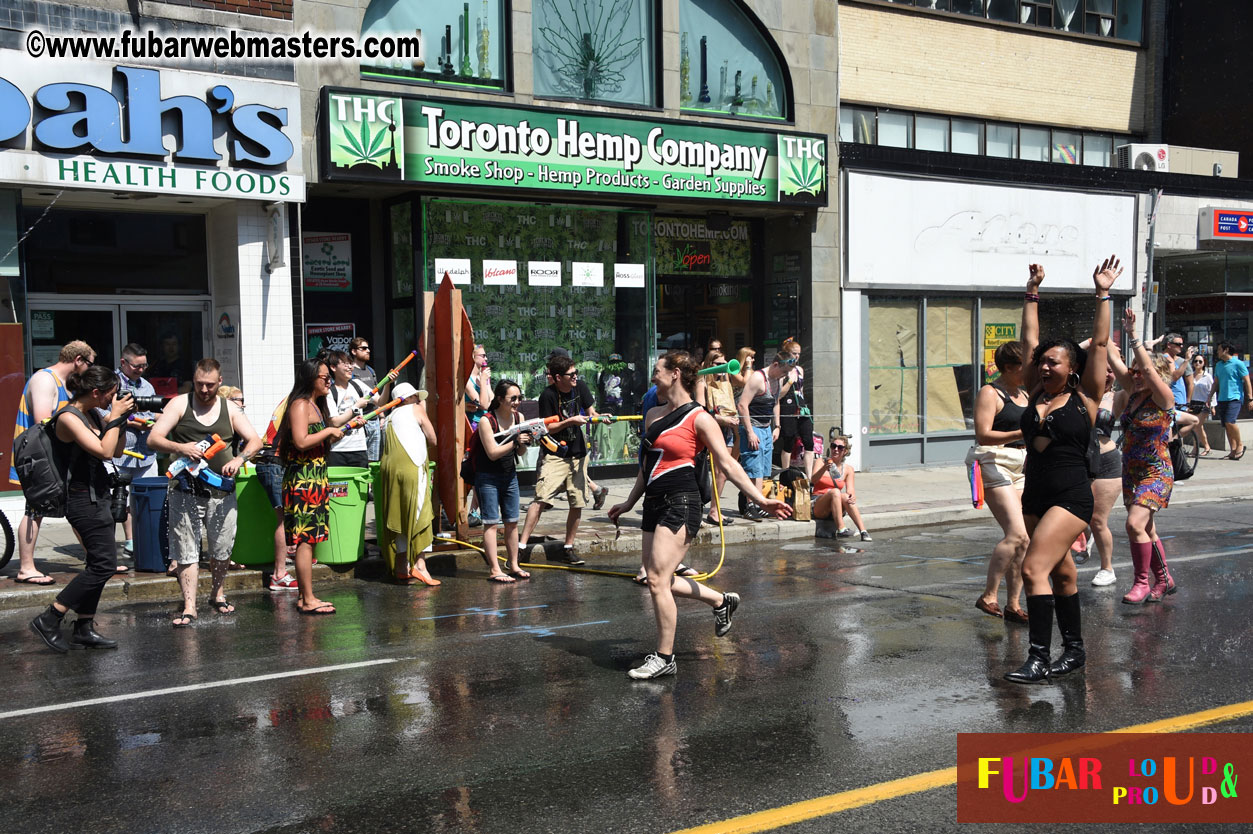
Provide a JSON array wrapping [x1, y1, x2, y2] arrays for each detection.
[[0, 509, 14, 571]]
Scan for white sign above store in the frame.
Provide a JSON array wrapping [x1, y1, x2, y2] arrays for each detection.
[[0, 55, 304, 202], [846, 173, 1135, 292]]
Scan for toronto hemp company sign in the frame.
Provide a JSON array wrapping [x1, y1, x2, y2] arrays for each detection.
[[321, 89, 826, 206]]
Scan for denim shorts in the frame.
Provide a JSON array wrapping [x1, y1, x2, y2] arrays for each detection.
[[641, 490, 702, 538], [256, 461, 284, 509], [475, 470, 520, 525], [739, 425, 774, 478], [1217, 399, 1243, 425]]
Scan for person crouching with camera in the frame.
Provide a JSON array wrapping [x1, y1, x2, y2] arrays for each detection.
[[28, 366, 132, 652]]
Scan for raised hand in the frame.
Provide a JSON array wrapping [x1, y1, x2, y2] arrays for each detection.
[[1027, 263, 1045, 290], [1123, 306, 1136, 332], [1093, 255, 1123, 292]]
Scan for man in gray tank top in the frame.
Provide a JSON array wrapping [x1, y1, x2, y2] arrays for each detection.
[[148, 358, 263, 627]]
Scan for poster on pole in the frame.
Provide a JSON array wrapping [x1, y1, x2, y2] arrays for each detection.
[[214, 306, 241, 387], [303, 232, 353, 291]]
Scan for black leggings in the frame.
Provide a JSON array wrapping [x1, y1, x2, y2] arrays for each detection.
[[55, 487, 117, 618]]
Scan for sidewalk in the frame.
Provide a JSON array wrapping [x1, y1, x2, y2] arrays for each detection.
[[4, 454, 1252, 611]]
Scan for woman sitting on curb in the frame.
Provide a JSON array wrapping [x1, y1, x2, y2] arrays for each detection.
[[808, 435, 871, 542]]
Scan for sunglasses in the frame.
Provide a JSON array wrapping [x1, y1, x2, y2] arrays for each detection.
[[831, 445, 846, 451], [507, 395, 521, 402], [318, 374, 333, 383], [561, 371, 579, 378]]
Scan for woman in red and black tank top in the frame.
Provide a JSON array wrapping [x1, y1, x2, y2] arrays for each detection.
[[607, 351, 792, 681]]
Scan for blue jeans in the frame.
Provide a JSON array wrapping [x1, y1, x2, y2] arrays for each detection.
[[256, 461, 283, 509], [474, 470, 520, 525], [739, 425, 773, 479]]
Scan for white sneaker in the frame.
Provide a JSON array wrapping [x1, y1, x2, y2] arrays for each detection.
[[269, 572, 298, 591], [1091, 569, 1117, 587], [859, 530, 873, 542], [627, 653, 677, 680]]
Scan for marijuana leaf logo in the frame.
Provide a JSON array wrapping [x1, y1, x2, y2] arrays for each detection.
[[781, 156, 825, 197], [338, 118, 390, 167]]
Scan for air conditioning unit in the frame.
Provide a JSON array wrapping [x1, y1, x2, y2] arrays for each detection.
[[1116, 143, 1170, 172]]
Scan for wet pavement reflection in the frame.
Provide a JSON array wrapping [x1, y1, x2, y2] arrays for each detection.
[[2, 500, 1252, 833]]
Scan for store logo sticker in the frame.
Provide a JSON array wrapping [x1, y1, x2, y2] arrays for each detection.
[[777, 135, 826, 199], [528, 261, 562, 287], [571, 262, 604, 287], [483, 259, 518, 286], [327, 94, 404, 178], [433, 258, 471, 285]]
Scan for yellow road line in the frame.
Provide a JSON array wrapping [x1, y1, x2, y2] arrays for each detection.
[[668, 698, 1253, 834]]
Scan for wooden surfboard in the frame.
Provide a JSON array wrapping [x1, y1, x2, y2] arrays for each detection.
[[428, 273, 475, 541]]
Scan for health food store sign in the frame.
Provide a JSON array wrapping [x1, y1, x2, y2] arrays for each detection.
[[321, 89, 826, 206], [0, 55, 304, 201]]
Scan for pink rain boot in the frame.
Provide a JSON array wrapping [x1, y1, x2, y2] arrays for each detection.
[[1148, 539, 1177, 601], [1122, 541, 1154, 605]]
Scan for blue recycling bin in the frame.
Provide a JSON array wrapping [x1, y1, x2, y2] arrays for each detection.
[[131, 477, 170, 573]]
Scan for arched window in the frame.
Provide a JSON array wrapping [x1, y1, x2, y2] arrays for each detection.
[[532, 0, 656, 106], [360, 0, 509, 90], [679, 0, 788, 120]]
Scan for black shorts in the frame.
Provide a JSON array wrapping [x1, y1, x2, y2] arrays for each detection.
[[327, 450, 368, 469], [1095, 447, 1122, 481], [641, 491, 702, 538], [779, 414, 815, 450]]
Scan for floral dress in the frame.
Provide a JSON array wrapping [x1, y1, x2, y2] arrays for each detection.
[[1120, 394, 1174, 511], [283, 409, 330, 546]]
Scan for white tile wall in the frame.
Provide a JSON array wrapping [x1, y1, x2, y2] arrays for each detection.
[[236, 202, 295, 424]]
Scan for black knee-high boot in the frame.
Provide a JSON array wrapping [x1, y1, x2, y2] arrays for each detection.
[[1004, 594, 1054, 684], [1049, 592, 1085, 676]]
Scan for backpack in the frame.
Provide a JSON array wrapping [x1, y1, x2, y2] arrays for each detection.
[[460, 412, 500, 482], [12, 410, 76, 518], [640, 402, 712, 506], [1168, 436, 1196, 482]]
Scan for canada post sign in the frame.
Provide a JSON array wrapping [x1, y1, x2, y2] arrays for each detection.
[[321, 88, 827, 206], [0, 55, 304, 201]]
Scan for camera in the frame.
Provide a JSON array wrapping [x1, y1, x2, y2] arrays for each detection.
[[107, 470, 134, 524], [115, 391, 166, 412]]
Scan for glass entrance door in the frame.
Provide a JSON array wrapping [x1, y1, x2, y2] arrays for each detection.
[[27, 304, 118, 370], [27, 298, 208, 393]]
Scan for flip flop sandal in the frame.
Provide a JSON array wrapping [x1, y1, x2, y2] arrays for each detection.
[[208, 598, 235, 614], [172, 613, 197, 628], [487, 574, 516, 583], [114, 564, 130, 574], [632, 575, 649, 586], [14, 574, 57, 586], [675, 563, 699, 578], [507, 570, 531, 580], [298, 603, 336, 615]]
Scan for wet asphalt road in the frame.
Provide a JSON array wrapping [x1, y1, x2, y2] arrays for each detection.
[[2, 500, 1252, 834]]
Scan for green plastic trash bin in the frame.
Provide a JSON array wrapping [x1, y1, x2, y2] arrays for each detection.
[[232, 466, 280, 567], [314, 466, 372, 564]]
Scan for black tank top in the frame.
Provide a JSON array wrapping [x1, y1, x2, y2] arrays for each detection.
[[52, 407, 110, 498], [989, 383, 1026, 434], [474, 412, 516, 477], [1021, 392, 1092, 473], [747, 370, 776, 427]]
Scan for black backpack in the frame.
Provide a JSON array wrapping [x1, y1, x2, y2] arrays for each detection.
[[1168, 436, 1196, 482], [12, 410, 76, 518]]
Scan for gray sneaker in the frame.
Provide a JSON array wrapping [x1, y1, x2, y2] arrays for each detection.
[[627, 653, 677, 680], [837, 527, 854, 538], [713, 592, 740, 637], [859, 530, 873, 542]]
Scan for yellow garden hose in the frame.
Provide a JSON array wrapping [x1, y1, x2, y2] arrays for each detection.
[[436, 457, 729, 584]]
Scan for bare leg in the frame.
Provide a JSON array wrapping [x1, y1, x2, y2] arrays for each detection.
[[642, 527, 725, 655], [481, 523, 508, 579], [518, 502, 547, 546], [1089, 477, 1121, 573], [176, 561, 198, 617], [980, 485, 1028, 608], [272, 507, 291, 578], [1021, 508, 1089, 596], [780, 447, 792, 470], [295, 542, 333, 612], [503, 522, 525, 575], [1197, 410, 1212, 452], [16, 514, 44, 580], [563, 508, 582, 547]]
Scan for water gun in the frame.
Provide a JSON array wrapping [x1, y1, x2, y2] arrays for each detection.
[[971, 460, 985, 509], [348, 398, 402, 431], [493, 415, 559, 442], [586, 415, 642, 425], [123, 450, 147, 460], [166, 433, 230, 489], [493, 415, 567, 455], [370, 350, 418, 395], [697, 359, 741, 376]]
